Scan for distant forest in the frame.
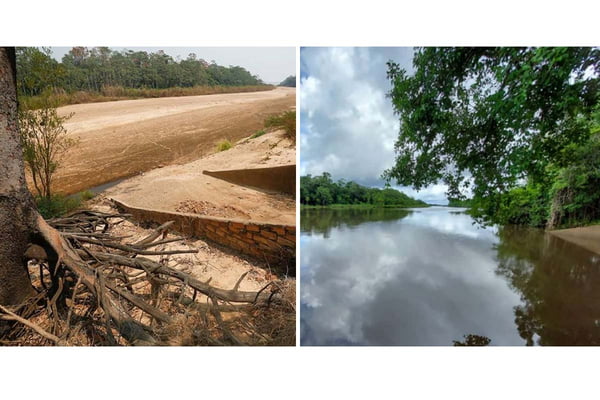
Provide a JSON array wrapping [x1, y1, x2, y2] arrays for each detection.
[[16, 47, 270, 97], [447, 198, 473, 207], [301, 173, 428, 208], [279, 75, 296, 87]]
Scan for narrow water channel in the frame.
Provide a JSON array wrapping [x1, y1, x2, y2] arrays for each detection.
[[66, 176, 129, 199]]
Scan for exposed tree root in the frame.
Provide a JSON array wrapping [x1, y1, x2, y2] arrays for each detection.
[[0, 210, 294, 346]]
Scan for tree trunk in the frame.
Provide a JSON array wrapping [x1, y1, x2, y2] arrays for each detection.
[[0, 47, 36, 305]]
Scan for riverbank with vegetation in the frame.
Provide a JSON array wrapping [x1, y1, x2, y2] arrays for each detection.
[[20, 85, 275, 109], [301, 203, 428, 210], [447, 198, 473, 208], [385, 47, 600, 230], [16, 47, 273, 109], [300, 172, 428, 208]]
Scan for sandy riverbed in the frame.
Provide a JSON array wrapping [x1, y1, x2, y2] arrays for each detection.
[[52, 87, 295, 194]]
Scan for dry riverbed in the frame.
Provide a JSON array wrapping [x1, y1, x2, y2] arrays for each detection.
[[52, 87, 295, 195]]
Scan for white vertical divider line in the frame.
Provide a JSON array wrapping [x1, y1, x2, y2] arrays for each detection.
[[295, 45, 301, 347]]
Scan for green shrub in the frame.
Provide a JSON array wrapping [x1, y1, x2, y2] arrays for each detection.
[[80, 190, 95, 201], [251, 129, 266, 139], [469, 185, 549, 228], [498, 185, 548, 227], [264, 111, 296, 141], [36, 194, 82, 219], [216, 139, 232, 152]]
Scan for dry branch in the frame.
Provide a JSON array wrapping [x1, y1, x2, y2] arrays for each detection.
[[1, 209, 289, 346], [0, 304, 68, 345]]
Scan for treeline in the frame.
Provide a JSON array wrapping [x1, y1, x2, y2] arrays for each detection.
[[301, 173, 428, 207], [279, 75, 296, 87], [447, 198, 473, 207], [15, 47, 272, 105]]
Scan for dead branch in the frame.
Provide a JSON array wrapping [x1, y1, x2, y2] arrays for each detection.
[[68, 236, 198, 256], [131, 221, 174, 247], [0, 304, 68, 345], [78, 250, 281, 304], [1, 209, 291, 346]]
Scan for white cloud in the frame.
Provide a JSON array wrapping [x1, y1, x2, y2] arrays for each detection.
[[300, 47, 450, 204]]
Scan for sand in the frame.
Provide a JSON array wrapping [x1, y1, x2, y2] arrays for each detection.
[[549, 225, 600, 255], [104, 128, 296, 225], [52, 87, 295, 195]]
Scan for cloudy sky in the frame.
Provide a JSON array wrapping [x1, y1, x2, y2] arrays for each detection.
[[300, 47, 449, 204], [50, 47, 295, 85]]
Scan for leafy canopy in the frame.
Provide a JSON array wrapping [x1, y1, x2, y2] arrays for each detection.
[[383, 47, 600, 201]]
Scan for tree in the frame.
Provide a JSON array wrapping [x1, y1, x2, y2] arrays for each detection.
[[15, 47, 63, 97], [315, 186, 333, 205], [384, 47, 600, 218], [19, 46, 268, 99], [300, 172, 427, 207], [279, 75, 296, 87], [0, 47, 37, 305], [19, 103, 75, 199]]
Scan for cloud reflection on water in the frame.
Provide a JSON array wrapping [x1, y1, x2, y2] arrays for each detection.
[[301, 207, 525, 346]]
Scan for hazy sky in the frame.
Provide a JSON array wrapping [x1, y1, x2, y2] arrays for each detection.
[[50, 47, 295, 84], [300, 47, 449, 204]]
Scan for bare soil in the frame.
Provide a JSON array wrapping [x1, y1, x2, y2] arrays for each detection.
[[52, 87, 295, 195], [104, 128, 296, 225]]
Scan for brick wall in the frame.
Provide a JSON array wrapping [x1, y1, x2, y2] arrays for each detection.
[[112, 199, 295, 269]]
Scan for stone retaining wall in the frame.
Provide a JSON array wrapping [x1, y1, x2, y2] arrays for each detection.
[[111, 199, 295, 268]]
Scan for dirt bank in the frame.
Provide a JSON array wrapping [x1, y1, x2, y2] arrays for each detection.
[[549, 225, 600, 255], [104, 128, 295, 225], [52, 87, 295, 195]]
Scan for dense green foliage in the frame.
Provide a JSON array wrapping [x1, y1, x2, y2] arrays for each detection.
[[301, 173, 428, 208], [35, 193, 85, 219], [279, 75, 296, 87], [467, 108, 600, 228], [15, 47, 272, 107], [447, 197, 473, 208], [547, 118, 600, 228], [385, 47, 600, 228]]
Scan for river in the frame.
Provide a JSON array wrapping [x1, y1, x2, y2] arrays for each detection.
[[300, 206, 600, 346]]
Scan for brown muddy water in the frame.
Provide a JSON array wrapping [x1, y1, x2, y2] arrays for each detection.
[[300, 206, 600, 346]]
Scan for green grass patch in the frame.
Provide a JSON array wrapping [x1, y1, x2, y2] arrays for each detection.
[[251, 129, 267, 139], [216, 139, 232, 152], [80, 190, 95, 201], [264, 111, 295, 141], [36, 195, 81, 219], [35, 190, 96, 219]]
